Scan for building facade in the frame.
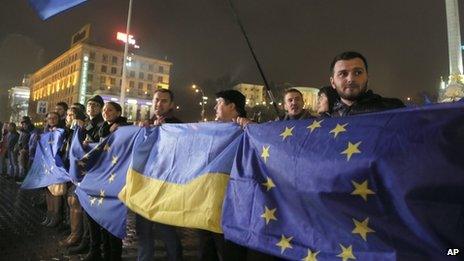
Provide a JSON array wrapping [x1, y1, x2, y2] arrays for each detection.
[[292, 87, 319, 111], [233, 83, 266, 107], [28, 42, 172, 123], [8, 86, 30, 123]]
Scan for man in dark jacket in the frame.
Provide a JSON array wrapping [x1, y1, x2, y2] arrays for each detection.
[[84, 95, 104, 143], [330, 51, 405, 117], [136, 89, 184, 261], [16, 116, 37, 180]]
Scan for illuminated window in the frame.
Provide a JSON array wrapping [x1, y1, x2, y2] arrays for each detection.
[[157, 76, 163, 83], [129, 81, 135, 88], [138, 82, 144, 89], [110, 77, 116, 85], [100, 76, 106, 84]]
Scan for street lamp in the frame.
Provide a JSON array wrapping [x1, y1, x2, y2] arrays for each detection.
[[191, 84, 207, 121]]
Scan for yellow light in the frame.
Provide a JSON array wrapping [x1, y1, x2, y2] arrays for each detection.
[[195, 89, 199, 93], [192, 84, 197, 89]]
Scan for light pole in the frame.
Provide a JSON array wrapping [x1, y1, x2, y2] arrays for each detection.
[[191, 84, 208, 121], [120, 0, 133, 115]]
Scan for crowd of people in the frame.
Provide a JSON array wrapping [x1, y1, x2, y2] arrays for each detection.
[[0, 51, 405, 260]]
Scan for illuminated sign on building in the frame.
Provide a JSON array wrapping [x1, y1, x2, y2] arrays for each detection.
[[116, 32, 140, 48], [79, 55, 89, 104], [71, 24, 91, 47]]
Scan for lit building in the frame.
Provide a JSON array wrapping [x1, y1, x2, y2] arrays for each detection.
[[291, 87, 319, 111], [28, 25, 172, 123], [8, 83, 30, 123], [233, 83, 266, 107]]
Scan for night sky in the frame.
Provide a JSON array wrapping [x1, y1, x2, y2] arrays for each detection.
[[0, 0, 462, 121]]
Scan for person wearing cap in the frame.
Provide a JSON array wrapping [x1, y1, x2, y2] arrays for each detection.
[[197, 90, 252, 261], [15, 116, 37, 181], [137, 89, 184, 261], [279, 88, 312, 120], [84, 95, 105, 143], [317, 86, 339, 117]]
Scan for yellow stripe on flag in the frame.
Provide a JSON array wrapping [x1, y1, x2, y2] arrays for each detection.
[[119, 168, 229, 233]]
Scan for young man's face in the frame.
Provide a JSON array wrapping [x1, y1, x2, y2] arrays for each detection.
[[214, 98, 237, 122], [283, 92, 304, 117], [330, 58, 368, 102], [86, 101, 102, 118], [55, 105, 66, 117], [153, 92, 174, 118]]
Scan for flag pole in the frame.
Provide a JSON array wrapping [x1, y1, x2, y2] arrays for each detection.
[[120, 0, 133, 115]]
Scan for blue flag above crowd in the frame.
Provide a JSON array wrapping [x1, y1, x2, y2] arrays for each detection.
[[28, 0, 87, 19], [74, 126, 141, 239], [222, 102, 464, 260], [120, 123, 242, 233], [22, 129, 70, 189]]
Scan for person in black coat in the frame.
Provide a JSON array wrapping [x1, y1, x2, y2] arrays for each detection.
[[329, 51, 405, 117]]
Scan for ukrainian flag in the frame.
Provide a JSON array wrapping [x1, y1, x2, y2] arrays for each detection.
[[119, 122, 242, 233]]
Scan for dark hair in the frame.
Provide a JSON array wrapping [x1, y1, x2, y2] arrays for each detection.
[[283, 88, 303, 98], [154, 88, 174, 102], [72, 103, 86, 112], [68, 107, 87, 121], [216, 90, 247, 117], [56, 101, 69, 111], [318, 86, 339, 114], [105, 101, 122, 112], [330, 51, 368, 74]]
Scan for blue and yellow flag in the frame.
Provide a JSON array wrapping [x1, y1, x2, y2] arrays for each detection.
[[119, 123, 242, 233], [22, 129, 70, 189], [222, 102, 464, 260], [75, 126, 141, 239], [28, 0, 87, 19]]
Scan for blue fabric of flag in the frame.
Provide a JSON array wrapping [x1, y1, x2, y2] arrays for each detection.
[[22, 129, 70, 189], [222, 102, 464, 260], [120, 122, 242, 233], [28, 0, 87, 19], [74, 126, 141, 239]]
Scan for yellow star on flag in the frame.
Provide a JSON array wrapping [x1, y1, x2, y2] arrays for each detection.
[[276, 235, 293, 254], [103, 144, 111, 152], [307, 120, 323, 133], [262, 177, 276, 191], [302, 249, 320, 261], [261, 206, 277, 224], [341, 141, 361, 161], [351, 180, 375, 201], [90, 197, 96, 206], [280, 126, 294, 140], [98, 197, 104, 206], [352, 217, 375, 241], [261, 145, 270, 163], [108, 173, 116, 183], [337, 244, 355, 261], [111, 155, 118, 165], [330, 123, 348, 138], [99, 189, 105, 198]]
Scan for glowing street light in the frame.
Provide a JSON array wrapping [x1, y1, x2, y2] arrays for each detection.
[[191, 84, 207, 121]]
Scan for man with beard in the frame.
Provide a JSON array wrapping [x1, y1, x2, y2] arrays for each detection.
[[330, 51, 404, 117]]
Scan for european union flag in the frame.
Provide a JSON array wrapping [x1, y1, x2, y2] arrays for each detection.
[[75, 126, 141, 239], [28, 0, 87, 20], [120, 123, 242, 233], [22, 129, 70, 189], [222, 102, 464, 260]]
